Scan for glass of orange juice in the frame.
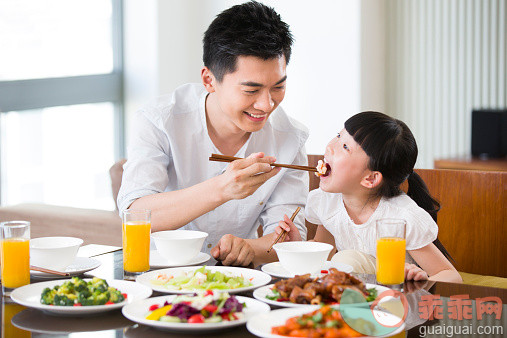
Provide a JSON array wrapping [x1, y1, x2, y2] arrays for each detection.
[[1, 221, 30, 296], [122, 209, 151, 280], [376, 218, 406, 289]]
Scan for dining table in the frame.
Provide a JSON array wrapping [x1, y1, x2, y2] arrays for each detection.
[[1, 246, 506, 337]]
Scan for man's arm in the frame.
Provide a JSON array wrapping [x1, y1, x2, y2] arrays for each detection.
[[119, 112, 280, 232], [131, 154, 280, 232]]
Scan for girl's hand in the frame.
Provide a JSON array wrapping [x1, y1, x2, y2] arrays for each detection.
[[405, 263, 429, 281], [274, 214, 302, 242]]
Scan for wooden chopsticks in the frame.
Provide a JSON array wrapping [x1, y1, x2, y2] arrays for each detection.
[[30, 265, 70, 276], [267, 206, 301, 253], [209, 154, 317, 172]]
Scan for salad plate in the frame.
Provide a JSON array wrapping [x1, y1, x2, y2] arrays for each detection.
[[253, 283, 391, 308], [30, 257, 101, 279], [136, 266, 272, 294], [247, 306, 405, 338], [122, 294, 270, 332], [261, 261, 353, 278], [10, 279, 152, 316], [150, 250, 210, 269]]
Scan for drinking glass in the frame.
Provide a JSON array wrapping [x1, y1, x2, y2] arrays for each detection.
[[1, 221, 30, 296], [122, 210, 151, 280], [376, 218, 406, 288]]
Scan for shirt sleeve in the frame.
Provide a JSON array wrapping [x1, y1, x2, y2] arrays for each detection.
[[117, 109, 172, 213], [304, 188, 323, 225], [404, 206, 439, 251], [259, 146, 309, 240]]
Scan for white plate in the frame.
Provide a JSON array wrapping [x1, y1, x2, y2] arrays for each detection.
[[30, 257, 101, 278], [253, 283, 391, 308], [122, 294, 270, 332], [10, 279, 152, 316], [136, 266, 272, 294], [150, 250, 211, 268], [247, 306, 405, 338], [261, 261, 353, 278]]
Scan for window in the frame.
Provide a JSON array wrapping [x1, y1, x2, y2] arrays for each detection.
[[0, 0, 124, 209]]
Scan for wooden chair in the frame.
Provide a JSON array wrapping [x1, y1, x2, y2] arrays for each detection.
[[306, 154, 507, 278]]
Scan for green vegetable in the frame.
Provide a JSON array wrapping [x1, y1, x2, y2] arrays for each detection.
[[366, 288, 378, 302], [265, 289, 280, 300]]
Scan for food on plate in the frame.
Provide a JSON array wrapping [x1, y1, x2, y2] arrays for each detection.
[[272, 305, 373, 337], [151, 266, 253, 291], [315, 160, 331, 177], [266, 269, 377, 305], [144, 290, 245, 323], [40, 277, 126, 306]]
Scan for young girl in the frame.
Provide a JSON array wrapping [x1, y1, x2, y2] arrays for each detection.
[[276, 111, 462, 283]]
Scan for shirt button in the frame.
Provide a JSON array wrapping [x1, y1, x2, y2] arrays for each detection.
[[259, 201, 263, 205], [207, 244, 212, 248]]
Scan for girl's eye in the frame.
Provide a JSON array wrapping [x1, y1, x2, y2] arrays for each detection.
[[337, 133, 341, 138], [343, 143, 349, 150], [245, 90, 258, 94]]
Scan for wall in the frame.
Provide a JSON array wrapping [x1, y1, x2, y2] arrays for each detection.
[[385, 0, 506, 168]]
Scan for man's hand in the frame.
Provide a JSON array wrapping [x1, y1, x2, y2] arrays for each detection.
[[210, 234, 255, 267], [219, 152, 281, 201], [274, 214, 302, 242], [405, 263, 429, 281]]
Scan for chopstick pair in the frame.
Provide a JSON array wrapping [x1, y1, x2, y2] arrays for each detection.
[[30, 265, 70, 276], [209, 154, 317, 172], [267, 207, 301, 253]]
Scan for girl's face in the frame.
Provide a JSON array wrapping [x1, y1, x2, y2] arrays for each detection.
[[319, 129, 372, 194]]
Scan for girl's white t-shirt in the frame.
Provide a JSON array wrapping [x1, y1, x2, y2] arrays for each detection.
[[305, 188, 438, 264]]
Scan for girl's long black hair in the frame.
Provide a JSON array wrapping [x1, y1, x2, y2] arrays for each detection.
[[344, 111, 453, 261]]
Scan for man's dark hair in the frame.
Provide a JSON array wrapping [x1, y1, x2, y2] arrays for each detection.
[[203, 1, 293, 82]]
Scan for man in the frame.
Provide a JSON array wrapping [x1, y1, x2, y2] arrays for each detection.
[[117, 1, 308, 266]]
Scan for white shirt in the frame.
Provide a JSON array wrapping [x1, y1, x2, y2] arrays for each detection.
[[118, 83, 309, 253], [305, 188, 438, 264]]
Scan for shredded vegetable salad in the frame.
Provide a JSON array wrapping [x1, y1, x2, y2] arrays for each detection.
[[145, 290, 246, 323], [151, 266, 253, 291]]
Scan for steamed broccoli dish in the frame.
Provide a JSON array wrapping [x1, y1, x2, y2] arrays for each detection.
[[40, 277, 126, 306]]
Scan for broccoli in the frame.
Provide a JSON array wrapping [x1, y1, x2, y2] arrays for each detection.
[[40, 287, 56, 305], [95, 292, 109, 305], [53, 294, 74, 306], [72, 277, 88, 292], [108, 289, 125, 303], [90, 277, 109, 293]]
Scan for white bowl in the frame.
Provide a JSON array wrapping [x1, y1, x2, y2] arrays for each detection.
[[151, 230, 208, 264], [273, 241, 333, 276], [30, 237, 83, 271]]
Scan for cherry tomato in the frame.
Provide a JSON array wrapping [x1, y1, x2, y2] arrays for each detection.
[[149, 304, 159, 311], [73, 303, 82, 306], [203, 305, 218, 313], [105, 301, 114, 305], [188, 314, 205, 323], [204, 290, 214, 296]]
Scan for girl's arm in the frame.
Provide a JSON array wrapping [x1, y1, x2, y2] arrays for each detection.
[[408, 243, 462, 283]]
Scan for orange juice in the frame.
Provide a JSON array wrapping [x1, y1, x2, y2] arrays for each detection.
[[122, 222, 150, 272], [376, 237, 406, 285], [0, 238, 30, 288]]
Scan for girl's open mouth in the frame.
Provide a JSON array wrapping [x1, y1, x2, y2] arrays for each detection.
[[244, 111, 267, 121], [315, 159, 331, 177]]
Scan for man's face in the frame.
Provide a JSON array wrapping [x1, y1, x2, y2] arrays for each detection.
[[210, 55, 287, 133]]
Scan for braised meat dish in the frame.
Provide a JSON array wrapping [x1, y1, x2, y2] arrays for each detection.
[[272, 268, 368, 305]]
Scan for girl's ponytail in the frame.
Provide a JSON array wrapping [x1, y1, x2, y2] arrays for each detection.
[[407, 172, 454, 262]]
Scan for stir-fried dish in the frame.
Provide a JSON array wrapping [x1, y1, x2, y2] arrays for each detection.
[[40, 277, 126, 306], [151, 266, 253, 291], [267, 269, 377, 305], [272, 305, 369, 337]]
